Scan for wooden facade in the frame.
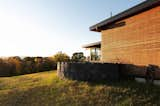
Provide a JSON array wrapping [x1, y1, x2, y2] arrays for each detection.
[[102, 6, 160, 65], [90, 0, 160, 66]]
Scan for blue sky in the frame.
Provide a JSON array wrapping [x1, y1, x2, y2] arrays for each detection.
[[0, 0, 145, 57]]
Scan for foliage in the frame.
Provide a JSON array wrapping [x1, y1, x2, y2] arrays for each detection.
[[0, 71, 160, 106], [71, 52, 86, 62], [7, 57, 23, 75], [0, 56, 56, 76], [0, 51, 70, 77], [52, 52, 70, 62]]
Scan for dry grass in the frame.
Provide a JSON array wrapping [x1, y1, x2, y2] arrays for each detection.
[[0, 70, 160, 106]]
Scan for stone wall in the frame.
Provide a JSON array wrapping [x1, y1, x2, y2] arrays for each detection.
[[57, 62, 120, 81], [57, 62, 160, 82]]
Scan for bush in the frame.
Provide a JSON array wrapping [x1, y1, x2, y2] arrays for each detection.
[[52, 52, 70, 62], [71, 52, 86, 62]]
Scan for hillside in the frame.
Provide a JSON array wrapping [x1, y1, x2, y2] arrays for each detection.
[[0, 71, 159, 106]]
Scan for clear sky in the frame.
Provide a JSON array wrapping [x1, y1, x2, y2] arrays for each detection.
[[0, 0, 145, 57]]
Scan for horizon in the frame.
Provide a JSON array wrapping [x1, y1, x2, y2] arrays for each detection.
[[0, 0, 145, 57]]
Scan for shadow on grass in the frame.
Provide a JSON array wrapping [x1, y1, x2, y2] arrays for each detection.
[[86, 79, 160, 105]]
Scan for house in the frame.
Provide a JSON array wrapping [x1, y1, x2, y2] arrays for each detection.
[[58, 0, 160, 82], [89, 0, 160, 65]]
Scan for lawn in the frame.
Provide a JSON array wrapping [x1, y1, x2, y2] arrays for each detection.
[[0, 70, 160, 106]]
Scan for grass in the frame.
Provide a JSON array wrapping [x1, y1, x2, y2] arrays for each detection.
[[0, 70, 160, 106]]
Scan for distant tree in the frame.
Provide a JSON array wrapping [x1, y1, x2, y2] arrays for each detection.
[[7, 56, 23, 75], [34, 57, 43, 63], [0, 56, 57, 76], [23, 57, 35, 62], [41, 57, 57, 71], [52, 52, 70, 62], [8, 56, 22, 61], [0, 58, 11, 76], [22, 57, 36, 73], [71, 52, 86, 62]]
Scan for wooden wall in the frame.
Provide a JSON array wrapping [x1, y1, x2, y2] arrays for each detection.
[[101, 6, 160, 65]]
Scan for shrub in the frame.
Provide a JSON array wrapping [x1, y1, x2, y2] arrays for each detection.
[[52, 52, 70, 62]]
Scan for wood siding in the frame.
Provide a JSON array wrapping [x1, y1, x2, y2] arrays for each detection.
[[101, 6, 160, 65]]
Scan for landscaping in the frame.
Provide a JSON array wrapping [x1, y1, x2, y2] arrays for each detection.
[[0, 70, 160, 106]]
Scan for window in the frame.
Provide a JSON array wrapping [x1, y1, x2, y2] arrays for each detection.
[[90, 48, 101, 61]]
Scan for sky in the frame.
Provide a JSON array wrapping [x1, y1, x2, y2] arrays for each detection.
[[0, 0, 145, 57]]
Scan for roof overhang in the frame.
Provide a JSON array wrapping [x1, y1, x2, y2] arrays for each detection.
[[90, 0, 160, 32], [82, 41, 101, 48]]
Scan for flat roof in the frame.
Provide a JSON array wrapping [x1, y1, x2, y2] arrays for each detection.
[[82, 41, 101, 48], [90, 0, 160, 32]]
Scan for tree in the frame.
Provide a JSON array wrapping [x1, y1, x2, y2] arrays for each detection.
[[41, 57, 57, 71], [52, 52, 70, 62], [71, 52, 86, 62], [7, 56, 23, 75], [23, 57, 35, 62]]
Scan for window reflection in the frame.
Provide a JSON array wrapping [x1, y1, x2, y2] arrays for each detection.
[[90, 48, 101, 61]]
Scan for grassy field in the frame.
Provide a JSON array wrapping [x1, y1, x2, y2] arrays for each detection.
[[0, 71, 160, 106]]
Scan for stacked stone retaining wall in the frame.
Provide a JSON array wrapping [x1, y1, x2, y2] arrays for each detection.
[[57, 62, 120, 81], [57, 62, 160, 82]]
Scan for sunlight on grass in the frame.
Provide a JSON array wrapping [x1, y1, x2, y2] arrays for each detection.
[[0, 71, 56, 93], [0, 70, 160, 106]]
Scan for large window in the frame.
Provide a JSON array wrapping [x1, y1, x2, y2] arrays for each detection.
[[90, 48, 101, 61]]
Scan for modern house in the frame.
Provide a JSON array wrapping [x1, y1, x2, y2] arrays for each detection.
[[88, 0, 160, 65], [58, 0, 160, 82]]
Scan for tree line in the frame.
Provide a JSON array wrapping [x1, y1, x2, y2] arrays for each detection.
[[0, 52, 86, 77], [0, 56, 56, 77]]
